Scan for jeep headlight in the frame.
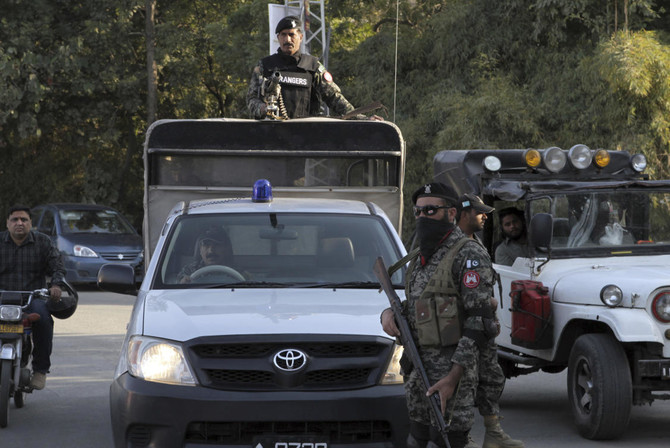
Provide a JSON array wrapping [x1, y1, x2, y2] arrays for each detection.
[[652, 292, 670, 323], [568, 144, 592, 170], [381, 344, 404, 385], [127, 336, 196, 385], [600, 285, 623, 307]]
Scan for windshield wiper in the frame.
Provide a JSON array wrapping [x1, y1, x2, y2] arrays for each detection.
[[203, 281, 292, 289], [301, 281, 382, 289]]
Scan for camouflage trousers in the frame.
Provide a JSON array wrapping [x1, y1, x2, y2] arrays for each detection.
[[404, 347, 478, 433], [475, 340, 505, 417]]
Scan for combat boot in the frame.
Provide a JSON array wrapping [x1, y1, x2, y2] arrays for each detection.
[[482, 415, 524, 448]]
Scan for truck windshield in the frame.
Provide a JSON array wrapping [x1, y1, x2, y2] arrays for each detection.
[[530, 190, 670, 253], [154, 213, 403, 288]]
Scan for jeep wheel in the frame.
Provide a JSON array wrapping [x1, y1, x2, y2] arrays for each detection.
[[567, 333, 632, 439]]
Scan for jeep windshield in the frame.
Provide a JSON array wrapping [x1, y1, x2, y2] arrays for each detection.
[[528, 188, 670, 257], [153, 213, 404, 288]]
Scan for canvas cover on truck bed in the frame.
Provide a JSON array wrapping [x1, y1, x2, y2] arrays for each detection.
[[143, 118, 405, 258]]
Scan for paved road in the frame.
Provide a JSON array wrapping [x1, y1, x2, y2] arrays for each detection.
[[2, 289, 669, 447], [469, 368, 670, 447]]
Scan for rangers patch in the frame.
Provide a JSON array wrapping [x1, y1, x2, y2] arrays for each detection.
[[463, 270, 480, 288], [323, 71, 333, 83]]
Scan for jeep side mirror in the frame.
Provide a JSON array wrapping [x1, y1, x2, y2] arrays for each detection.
[[530, 213, 553, 254]]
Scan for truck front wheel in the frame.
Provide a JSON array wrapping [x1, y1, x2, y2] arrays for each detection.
[[567, 333, 632, 439]]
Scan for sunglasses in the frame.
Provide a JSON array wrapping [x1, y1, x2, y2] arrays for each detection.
[[413, 205, 448, 217]]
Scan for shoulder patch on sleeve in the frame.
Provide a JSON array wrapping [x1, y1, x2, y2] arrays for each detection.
[[323, 71, 333, 83], [463, 270, 480, 288]]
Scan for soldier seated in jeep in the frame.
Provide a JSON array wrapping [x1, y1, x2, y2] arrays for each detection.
[[494, 207, 528, 265]]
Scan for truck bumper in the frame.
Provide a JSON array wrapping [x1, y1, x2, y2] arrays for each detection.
[[638, 359, 670, 380], [110, 372, 409, 448]]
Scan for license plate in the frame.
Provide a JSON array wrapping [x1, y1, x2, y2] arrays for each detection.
[[252, 436, 328, 448], [0, 323, 23, 334]]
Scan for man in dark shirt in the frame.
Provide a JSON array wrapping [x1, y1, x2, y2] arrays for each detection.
[[247, 16, 381, 120], [0, 205, 66, 390]]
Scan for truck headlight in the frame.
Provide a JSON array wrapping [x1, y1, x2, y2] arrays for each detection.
[[381, 344, 404, 385], [652, 292, 670, 323], [600, 285, 623, 307], [127, 336, 196, 385]]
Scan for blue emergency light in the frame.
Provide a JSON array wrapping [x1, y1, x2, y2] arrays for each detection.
[[252, 179, 273, 203]]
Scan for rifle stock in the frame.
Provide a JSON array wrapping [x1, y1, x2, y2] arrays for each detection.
[[374, 257, 451, 447]]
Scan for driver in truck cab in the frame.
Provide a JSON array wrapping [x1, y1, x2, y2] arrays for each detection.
[[177, 227, 234, 284]]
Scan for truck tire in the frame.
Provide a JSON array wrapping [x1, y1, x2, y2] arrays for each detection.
[[567, 333, 632, 439]]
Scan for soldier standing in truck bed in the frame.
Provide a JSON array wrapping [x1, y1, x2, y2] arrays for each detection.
[[247, 16, 374, 120]]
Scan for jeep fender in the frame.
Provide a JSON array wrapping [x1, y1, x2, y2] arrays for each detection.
[[553, 303, 667, 358]]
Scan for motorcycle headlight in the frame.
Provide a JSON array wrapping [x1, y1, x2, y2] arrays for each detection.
[[127, 336, 196, 385], [380, 344, 404, 385], [0, 305, 22, 322]]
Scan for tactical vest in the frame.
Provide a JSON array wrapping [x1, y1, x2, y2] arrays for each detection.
[[406, 237, 472, 347], [261, 53, 321, 118]]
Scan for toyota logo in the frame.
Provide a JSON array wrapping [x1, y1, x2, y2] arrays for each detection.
[[273, 349, 307, 372]]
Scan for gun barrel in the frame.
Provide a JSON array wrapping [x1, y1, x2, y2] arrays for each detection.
[[374, 257, 451, 447]]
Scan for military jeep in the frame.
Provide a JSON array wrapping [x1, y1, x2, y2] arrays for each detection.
[[433, 146, 670, 440]]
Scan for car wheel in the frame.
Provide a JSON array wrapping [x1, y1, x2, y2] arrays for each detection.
[[567, 333, 632, 439]]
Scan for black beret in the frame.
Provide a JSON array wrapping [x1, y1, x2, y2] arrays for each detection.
[[275, 16, 302, 34], [411, 182, 458, 205]]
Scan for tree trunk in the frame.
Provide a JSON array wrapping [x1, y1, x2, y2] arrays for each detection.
[[146, 0, 157, 125]]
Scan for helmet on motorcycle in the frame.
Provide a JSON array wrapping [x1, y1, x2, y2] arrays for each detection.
[[47, 293, 78, 319]]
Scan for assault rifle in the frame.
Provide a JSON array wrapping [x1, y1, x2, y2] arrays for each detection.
[[261, 71, 286, 119], [374, 257, 451, 448]]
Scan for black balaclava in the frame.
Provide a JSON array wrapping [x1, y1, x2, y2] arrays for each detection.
[[416, 217, 454, 259]]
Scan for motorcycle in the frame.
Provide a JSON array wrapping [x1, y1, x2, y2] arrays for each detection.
[[0, 281, 78, 428]]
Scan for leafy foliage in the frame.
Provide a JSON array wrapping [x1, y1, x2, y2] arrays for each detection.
[[1, 0, 669, 238]]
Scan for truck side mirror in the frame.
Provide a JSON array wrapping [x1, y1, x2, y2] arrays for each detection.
[[529, 213, 553, 254]]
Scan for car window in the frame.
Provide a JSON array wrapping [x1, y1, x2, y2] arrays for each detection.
[[156, 213, 403, 288], [58, 209, 136, 235], [38, 210, 56, 236]]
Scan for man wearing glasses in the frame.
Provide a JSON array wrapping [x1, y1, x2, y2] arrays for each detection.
[[380, 183, 500, 448]]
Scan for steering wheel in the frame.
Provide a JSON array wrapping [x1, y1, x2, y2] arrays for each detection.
[[189, 265, 246, 282]]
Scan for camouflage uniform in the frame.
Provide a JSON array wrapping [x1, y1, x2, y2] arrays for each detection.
[[246, 50, 355, 119], [475, 333, 505, 417], [471, 236, 505, 417], [404, 226, 496, 433]]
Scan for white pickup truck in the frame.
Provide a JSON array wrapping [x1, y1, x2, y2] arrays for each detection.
[[99, 118, 412, 448]]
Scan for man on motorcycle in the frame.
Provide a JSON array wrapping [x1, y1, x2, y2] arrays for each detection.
[[0, 205, 66, 390]]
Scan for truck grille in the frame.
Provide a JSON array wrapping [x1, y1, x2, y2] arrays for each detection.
[[186, 335, 392, 391]]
